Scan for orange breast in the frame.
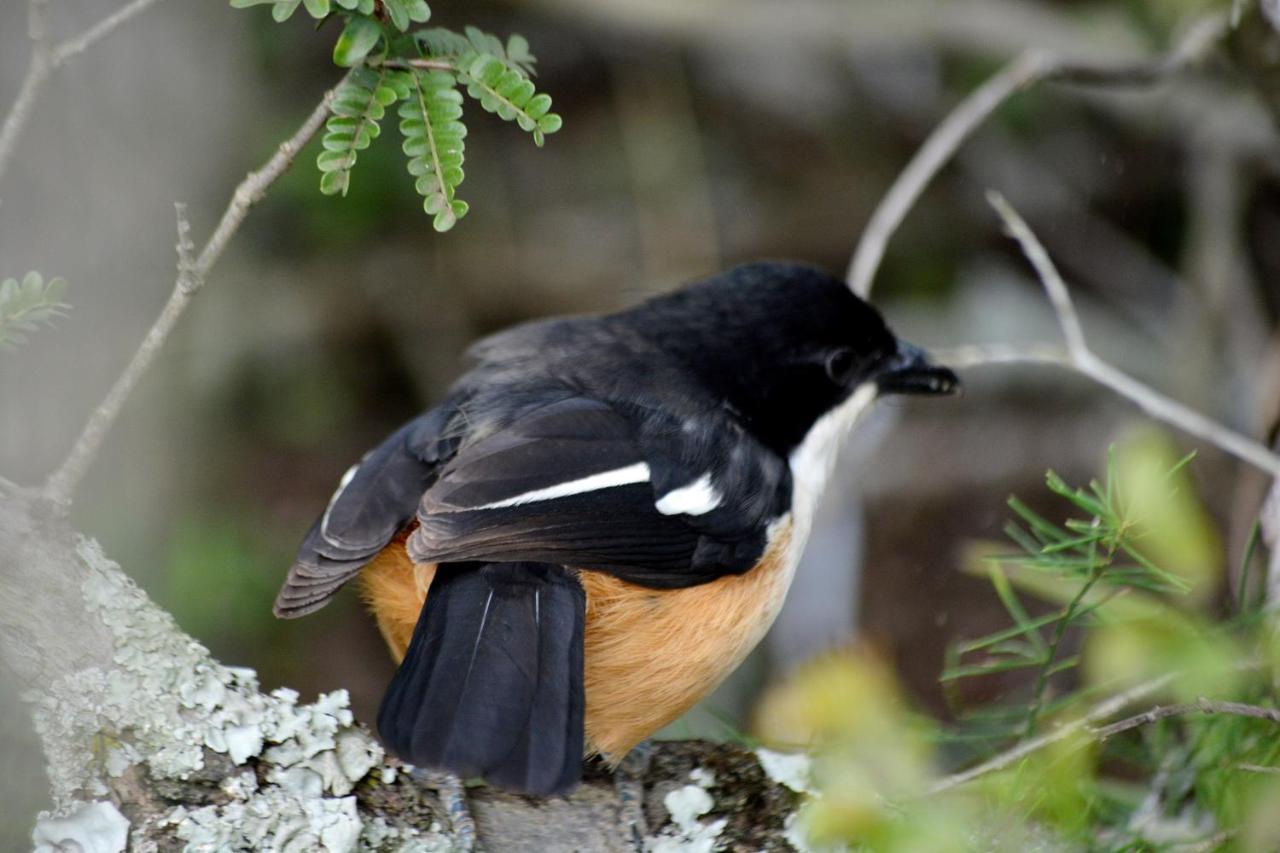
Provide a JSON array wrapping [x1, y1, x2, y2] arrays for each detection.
[[358, 518, 796, 762]]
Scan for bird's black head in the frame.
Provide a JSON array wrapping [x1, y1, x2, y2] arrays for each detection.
[[629, 262, 959, 454]]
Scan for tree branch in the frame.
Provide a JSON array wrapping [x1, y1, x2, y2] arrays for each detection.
[[0, 495, 802, 849], [928, 672, 1177, 794], [845, 11, 1230, 298], [41, 75, 347, 506], [962, 193, 1280, 478], [1093, 698, 1280, 740], [0, 0, 169, 185]]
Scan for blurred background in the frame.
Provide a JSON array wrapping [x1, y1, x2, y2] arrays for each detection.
[[2, 0, 1279, 843]]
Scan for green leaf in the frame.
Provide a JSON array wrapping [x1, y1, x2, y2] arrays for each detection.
[[302, 0, 330, 17], [458, 53, 562, 144], [398, 69, 468, 230], [505, 34, 537, 76], [317, 67, 395, 196], [272, 0, 302, 22], [381, 0, 409, 31], [416, 27, 538, 77], [0, 271, 70, 349], [404, 0, 430, 23], [332, 16, 382, 67]]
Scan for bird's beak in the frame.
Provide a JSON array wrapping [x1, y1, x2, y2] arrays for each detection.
[[875, 342, 960, 396]]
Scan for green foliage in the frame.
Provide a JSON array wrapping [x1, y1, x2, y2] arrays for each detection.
[[230, 1, 561, 230], [416, 26, 538, 77], [397, 69, 468, 231], [318, 67, 397, 196], [942, 443, 1204, 745], [458, 52, 561, 146], [763, 443, 1280, 851], [0, 271, 69, 349]]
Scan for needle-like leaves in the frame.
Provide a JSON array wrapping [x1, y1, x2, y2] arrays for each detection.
[[943, 452, 1202, 749]]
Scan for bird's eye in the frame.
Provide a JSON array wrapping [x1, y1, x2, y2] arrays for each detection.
[[824, 348, 858, 385]]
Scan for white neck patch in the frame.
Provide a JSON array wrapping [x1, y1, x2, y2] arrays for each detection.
[[786, 382, 879, 532]]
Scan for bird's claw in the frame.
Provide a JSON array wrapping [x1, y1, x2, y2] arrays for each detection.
[[411, 768, 479, 853]]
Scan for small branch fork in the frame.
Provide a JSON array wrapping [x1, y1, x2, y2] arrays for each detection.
[[1093, 697, 1280, 740], [0, 0, 170, 185], [970, 192, 1280, 478], [837, 7, 1280, 798], [839, 7, 1280, 477], [41, 76, 349, 505], [928, 673, 1177, 795], [931, 672, 1280, 794]]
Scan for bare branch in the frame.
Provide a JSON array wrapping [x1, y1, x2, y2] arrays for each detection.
[[1093, 697, 1280, 740], [846, 12, 1230, 298], [0, 0, 53, 184], [928, 672, 1177, 794], [966, 194, 1280, 478], [987, 192, 1087, 357], [48, 0, 167, 68], [173, 202, 197, 293], [847, 50, 1051, 297], [41, 77, 346, 505], [930, 343, 1068, 369], [0, 0, 170, 185]]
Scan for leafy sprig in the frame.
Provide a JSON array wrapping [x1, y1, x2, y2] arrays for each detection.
[[942, 450, 1196, 747], [318, 67, 396, 196], [398, 68, 467, 232], [0, 272, 69, 349], [230, 2, 562, 231]]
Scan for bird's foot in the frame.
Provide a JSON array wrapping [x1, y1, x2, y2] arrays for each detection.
[[411, 768, 478, 853], [614, 740, 652, 851]]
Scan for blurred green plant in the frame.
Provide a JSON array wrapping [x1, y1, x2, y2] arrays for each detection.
[[943, 431, 1219, 744], [756, 435, 1280, 851], [0, 271, 69, 349], [230, 2, 561, 231]]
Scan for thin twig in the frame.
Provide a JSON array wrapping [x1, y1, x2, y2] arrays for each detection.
[[390, 58, 460, 73], [988, 192, 1087, 357], [0, 0, 169, 185], [930, 342, 1069, 369], [0, 0, 52, 185], [928, 672, 1177, 794], [41, 76, 347, 505], [846, 12, 1230, 298], [847, 49, 1052, 297], [48, 0, 166, 68], [975, 193, 1280, 478], [1093, 698, 1280, 740]]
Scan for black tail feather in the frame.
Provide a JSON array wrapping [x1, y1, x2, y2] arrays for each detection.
[[377, 562, 586, 796]]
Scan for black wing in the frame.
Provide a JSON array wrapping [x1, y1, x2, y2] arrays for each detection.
[[407, 395, 791, 588], [274, 401, 461, 618]]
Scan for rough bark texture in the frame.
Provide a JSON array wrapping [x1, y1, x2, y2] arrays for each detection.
[[0, 488, 807, 852]]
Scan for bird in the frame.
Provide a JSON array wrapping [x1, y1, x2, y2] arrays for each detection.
[[273, 261, 959, 798]]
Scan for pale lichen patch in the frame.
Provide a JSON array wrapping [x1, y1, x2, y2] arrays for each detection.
[[362, 815, 452, 852], [754, 748, 816, 795], [27, 537, 453, 850], [166, 791, 362, 852], [645, 770, 728, 853], [32, 800, 130, 853]]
